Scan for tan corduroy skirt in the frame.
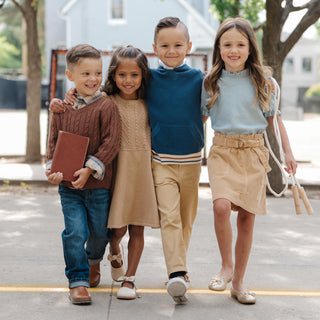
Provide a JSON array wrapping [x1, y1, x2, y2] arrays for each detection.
[[207, 132, 271, 215]]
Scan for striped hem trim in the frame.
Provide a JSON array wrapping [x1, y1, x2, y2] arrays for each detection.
[[152, 151, 202, 165]]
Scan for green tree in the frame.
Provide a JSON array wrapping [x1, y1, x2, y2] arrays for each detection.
[[211, 0, 265, 26], [210, 0, 320, 84], [315, 19, 320, 37], [0, 0, 45, 73], [0, 3, 23, 70], [0, 36, 21, 69], [0, 0, 42, 163], [210, 0, 320, 192]]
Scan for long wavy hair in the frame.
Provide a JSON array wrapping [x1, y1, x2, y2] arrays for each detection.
[[103, 46, 150, 99], [204, 17, 272, 111]]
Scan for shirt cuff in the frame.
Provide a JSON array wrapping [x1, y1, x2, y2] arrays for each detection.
[[263, 94, 281, 117], [46, 160, 52, 172], [201, 83, 211, 116], [85, 155, 105, 181]]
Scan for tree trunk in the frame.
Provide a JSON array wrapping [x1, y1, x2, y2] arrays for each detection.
[[262, 1, 285, 193], [24, 0, 42, 163], [262, 0, 320, 192]]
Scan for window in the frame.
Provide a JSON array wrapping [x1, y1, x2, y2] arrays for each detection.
[[283, 57, 294, 73], [302, 57, 312, 73], [109, 0, 126, 24]]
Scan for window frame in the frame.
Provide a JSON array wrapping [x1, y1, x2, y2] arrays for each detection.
[[283, 56, 294, 74], [108, 0, 127, 25], [302, 56, 312, 73]]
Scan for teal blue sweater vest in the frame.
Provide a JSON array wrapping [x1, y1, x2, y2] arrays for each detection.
[[146, 65, 204, 155]]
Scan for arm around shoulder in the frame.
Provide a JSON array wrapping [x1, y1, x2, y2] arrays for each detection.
[[92, 98, 121, 166]]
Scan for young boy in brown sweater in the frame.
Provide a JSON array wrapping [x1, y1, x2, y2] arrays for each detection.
[[46, 44, 121, 305]]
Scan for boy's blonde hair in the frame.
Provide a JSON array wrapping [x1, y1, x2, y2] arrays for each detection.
[[66, 44, 101, 70], [204, 17, 272, 111]]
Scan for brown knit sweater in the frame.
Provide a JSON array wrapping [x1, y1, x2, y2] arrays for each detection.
[[46, 96, 121, 189]]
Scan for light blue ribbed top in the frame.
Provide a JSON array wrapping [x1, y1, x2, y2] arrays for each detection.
[[201, 69, 277, 135]]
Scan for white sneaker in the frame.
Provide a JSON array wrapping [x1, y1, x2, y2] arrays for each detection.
[[166, 276, 189, 304]]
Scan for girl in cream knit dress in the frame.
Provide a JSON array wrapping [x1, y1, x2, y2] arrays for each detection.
[[104, 46, 159, 300], [107, 93, 159, 229]]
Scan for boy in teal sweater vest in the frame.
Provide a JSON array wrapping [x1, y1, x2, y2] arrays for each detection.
[[146, 17, 204, 304]]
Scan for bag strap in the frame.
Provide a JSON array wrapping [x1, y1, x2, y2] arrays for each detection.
[[264, 77, 288, 197]]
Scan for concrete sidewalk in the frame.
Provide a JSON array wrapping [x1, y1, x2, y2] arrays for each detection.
[[1, 110, 320, 187], [0, 186, 319, 320]]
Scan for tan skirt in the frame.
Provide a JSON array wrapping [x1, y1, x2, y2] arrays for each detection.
[[207, 132, 271, 215]]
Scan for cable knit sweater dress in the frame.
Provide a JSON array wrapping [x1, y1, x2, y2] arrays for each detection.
[[107, 94, 160, 228]]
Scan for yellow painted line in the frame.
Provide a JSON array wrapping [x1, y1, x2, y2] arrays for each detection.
[[0, 286, 320, 297]]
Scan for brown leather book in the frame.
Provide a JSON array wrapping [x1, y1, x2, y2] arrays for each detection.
[[51, 131, 89, 181]]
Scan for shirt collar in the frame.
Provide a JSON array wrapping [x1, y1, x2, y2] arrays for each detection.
[[73, 90, 105, 110], [158, 59, 187, 70]]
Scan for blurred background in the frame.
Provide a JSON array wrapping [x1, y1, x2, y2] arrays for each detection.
[[0, 0, 320, 166]]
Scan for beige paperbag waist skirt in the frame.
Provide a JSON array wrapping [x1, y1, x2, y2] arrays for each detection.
[[207, 132, 271, 215]]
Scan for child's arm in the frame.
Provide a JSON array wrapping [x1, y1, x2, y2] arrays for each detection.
[[85, 100, 121, 181], [71, 167, 94, 189], [267, 115, 297, 175], [49, 88, 77, 113]]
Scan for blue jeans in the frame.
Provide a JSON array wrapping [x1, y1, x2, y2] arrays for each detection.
[[58, 185, 111, 288]]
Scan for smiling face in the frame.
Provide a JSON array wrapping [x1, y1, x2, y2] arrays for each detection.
[[113, 58, 142, 100], [219, 28, 250, 73], [153, 25, 192, 69], [66, 57, 102, 97]]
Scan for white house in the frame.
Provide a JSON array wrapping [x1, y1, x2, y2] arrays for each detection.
[[282, 34, 320, 109], [45, 0, 320, 112], [45, 0, 218, 80]]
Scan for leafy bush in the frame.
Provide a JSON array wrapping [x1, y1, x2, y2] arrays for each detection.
[[305, 83, 320, 98], [0, 36, 21, 69]]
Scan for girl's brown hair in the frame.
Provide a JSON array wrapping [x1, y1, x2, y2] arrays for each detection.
[[204, 17, 272, 111], [103, 46, 150, 99]]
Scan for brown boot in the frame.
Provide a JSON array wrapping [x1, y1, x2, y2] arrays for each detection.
[[69, 286, 91, 305], [89, 263, 101, 287]]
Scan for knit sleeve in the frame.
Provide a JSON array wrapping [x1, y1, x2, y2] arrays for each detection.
[[46, 113, 60, 162], [91, 99, 121, 167]]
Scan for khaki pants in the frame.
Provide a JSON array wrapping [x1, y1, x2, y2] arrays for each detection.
[[152, 160, 201, 277]]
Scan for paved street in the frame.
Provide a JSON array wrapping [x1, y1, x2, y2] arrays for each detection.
[[0, 109, 320, 319], [0, 185, 319, 320]]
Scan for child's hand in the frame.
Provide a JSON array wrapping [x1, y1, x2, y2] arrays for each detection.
[[284, 152, 297, 176], [71, 167, 94, 189], [49, 98, 65, 113], [64, 88, 77, 105], [46, 171, 63, 184]]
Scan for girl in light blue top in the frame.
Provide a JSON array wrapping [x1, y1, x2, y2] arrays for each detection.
[[202, 17, 297, 304]]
